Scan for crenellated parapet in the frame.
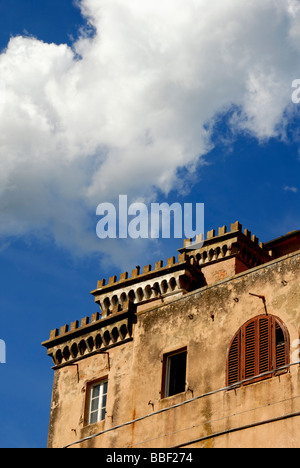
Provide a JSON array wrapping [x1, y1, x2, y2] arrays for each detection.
[[92, 221, 272, 318], [180, 221, 272, 269], [42, 302, 136, 367], [91, 252, 205, 317], [42, 221, 274, 368]]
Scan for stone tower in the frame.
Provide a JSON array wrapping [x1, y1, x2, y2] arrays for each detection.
[[42, 223, 300, 448]]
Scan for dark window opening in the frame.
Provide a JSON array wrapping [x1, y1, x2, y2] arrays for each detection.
[[276, 326, 285, 346], [163, 349, 187, 398]]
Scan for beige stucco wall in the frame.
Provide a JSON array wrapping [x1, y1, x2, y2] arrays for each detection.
[[47, 251, 300, 448]]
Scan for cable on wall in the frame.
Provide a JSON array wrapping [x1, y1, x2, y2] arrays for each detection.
[[62, 361, 299, 448]]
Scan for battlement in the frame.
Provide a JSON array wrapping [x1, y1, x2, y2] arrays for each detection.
[[91, 221, 271, 317], [93, 222, 253, 294], [91, 250, 204, 318], [93, 251, 188, 291], [42, 221, 277, 368], [42, 301, 136, 367], [180, 220, 271, 265], [180, 221, 262, 250]]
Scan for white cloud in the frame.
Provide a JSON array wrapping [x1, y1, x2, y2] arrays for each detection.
[[0, 0, 300, 265], [284, 185, 298, 193]]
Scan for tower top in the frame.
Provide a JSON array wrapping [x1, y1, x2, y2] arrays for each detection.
[[42, 222, 300, 368]]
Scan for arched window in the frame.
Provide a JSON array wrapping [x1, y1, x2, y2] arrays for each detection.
[[227, 315, 289, 387]]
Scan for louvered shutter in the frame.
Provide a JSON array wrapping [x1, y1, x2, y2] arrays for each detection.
[[227, 332, 240, 385], [243, 319, 256, 380], [258, 317, 271, 374], [227, 315, 289, 387]]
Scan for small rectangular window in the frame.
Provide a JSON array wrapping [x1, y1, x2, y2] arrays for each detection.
[[88, 380, 108, 425], [163, 349, 187, 398]]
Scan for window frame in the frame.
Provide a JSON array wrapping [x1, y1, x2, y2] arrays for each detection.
[[226, 314, 289, 388], [86, 379, 108, 426], [161, 347, 187, 399]]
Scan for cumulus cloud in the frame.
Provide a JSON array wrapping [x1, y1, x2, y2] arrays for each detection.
[[0, 0, 300, 263]]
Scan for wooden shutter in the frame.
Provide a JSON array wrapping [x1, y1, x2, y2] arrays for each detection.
[[227, 315, 289, 387], [227, 332, 240, 385], [243, 320, 256, 380], [258, 317, 271, 374]]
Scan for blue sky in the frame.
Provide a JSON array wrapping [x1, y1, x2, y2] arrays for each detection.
[[0, 0, 299, 448]]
